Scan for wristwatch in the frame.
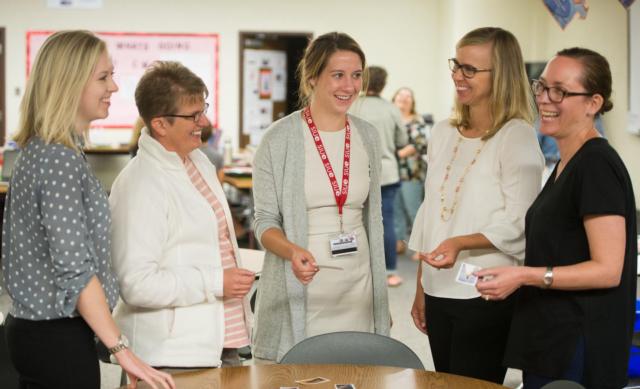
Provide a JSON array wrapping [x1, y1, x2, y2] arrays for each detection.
[[543, 266, 554, 288], [107, 334, 129, 355]]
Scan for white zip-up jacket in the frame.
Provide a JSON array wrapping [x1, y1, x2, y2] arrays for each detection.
[[109, 128, 252, 367]]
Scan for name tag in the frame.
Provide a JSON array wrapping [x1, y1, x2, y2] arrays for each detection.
[[329, 232, 358, 257]]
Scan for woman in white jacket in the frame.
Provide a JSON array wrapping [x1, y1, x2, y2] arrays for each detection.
[[109, 61, 254, 368]]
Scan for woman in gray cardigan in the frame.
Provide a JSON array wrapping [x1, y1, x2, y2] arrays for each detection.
[[252, 32, 390, 362]]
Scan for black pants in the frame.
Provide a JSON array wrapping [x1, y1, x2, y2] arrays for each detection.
[[424, 294, 514, 384], [5, 314, 100, 389]]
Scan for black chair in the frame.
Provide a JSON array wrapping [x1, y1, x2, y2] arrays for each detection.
[[541, 380, 586, 389], [96, 340, 127, 386], [279, 331, 424, 369]]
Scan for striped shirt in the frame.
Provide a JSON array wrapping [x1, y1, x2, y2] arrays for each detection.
[[184, 157, 250, 348]]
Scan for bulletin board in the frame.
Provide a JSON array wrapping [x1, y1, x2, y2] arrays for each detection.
[[27, 31, 219, 128], [242, 48, 287, 145]]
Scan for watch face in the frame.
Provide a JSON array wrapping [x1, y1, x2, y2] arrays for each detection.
[[544, 268, 553, 286], [121, 334, 130, 348]]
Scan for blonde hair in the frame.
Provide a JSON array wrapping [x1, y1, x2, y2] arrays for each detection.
[[14, 30, 106, 151], [449, 27, 534, 139], [297, 32, 367, 108]]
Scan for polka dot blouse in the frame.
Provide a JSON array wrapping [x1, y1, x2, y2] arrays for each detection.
[[1, 137, 119, 320]]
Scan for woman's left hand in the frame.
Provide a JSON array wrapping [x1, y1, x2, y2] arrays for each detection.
[[422, 238, 462, 269], [475, 266, 523, 301]]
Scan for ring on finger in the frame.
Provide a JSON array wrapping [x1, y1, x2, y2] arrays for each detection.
[[483, 295, 490, 301]]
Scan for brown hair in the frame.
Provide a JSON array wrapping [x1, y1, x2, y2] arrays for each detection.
[[449, 27, 534, 139], [297, 32, 367, 108], [556, 47, 613, 115], [135, 61, 208, 130], [366, 66, 387, 96]]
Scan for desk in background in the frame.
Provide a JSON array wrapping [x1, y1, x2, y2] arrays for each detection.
[[223, 167, 255, 248], [120, 364, 507, 389]]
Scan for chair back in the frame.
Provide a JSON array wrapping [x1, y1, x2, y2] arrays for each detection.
[[541, 380, 586, 389], [279, 331, 424, 369]]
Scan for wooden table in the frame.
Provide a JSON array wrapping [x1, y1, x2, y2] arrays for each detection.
[[120, 364, 507, 389], [223, 174, 252, 190]]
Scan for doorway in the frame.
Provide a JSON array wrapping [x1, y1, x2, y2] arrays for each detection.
[[238, 31, 312, 148]]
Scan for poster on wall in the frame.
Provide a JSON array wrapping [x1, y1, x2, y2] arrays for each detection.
[[542, 0, 589, 29], [27, 31, 219, 128], [243, 48, 287, 145]]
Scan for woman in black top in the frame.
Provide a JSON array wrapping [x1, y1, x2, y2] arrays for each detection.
[[476, 48, 637, 388]]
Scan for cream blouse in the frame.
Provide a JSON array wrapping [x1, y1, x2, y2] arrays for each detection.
[[408, 119, 544, 299]]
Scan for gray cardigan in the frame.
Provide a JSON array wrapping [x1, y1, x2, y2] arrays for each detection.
[[252, 110, 390, 361]]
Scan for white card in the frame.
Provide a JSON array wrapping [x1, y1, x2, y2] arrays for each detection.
[[455, 262, 481, 286]]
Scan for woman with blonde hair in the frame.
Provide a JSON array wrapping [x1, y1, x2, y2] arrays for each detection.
[[2, 30, 174, 388], [252, 31, 390, 362], [408, 27, 544, 383]]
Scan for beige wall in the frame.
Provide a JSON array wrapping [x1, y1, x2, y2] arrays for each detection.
[[1, 0, 638, 203]]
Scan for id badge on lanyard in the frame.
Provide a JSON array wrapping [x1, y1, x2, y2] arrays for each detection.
[[303, 107, 358, 258]]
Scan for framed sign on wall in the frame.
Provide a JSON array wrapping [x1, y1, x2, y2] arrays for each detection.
[[27, 31, 219, 129]]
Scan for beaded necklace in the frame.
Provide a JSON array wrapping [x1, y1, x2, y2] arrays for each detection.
[[439, 135, 486, 221]]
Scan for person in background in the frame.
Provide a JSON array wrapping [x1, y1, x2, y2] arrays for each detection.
[[477, 47, 637, 389], [536, 115, 604, 184], [351, 66, 408, 287], [408, 27, 543, 383], [199, 125, 225, 182], [1, 30, 173, 389], [110, 61, 254, 369], [252, 32, 390, 363], [129, 116, 145, 157], [391, 87, 430, 261]]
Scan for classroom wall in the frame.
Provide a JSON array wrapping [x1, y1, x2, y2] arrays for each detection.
[[1, 0, 638, 203]]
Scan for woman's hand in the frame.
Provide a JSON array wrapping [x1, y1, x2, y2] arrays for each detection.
[[475, 266, 524, 301], [290, 245, 319, 285], [223, 268, 255, 298], [397, 144, 417, 159], [411, 288, 427, 334], [114, 348, 175, 389], [422, 238, 462, 269]]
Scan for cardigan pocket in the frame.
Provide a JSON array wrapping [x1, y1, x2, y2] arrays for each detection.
[[169, 303, 217, 340]]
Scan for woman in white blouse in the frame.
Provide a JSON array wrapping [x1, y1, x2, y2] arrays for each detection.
[[408, 27, 543, 383]]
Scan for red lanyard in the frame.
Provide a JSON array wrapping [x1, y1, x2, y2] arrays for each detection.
[[303, 106, 351, 231]]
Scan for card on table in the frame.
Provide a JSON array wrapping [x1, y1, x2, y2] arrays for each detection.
[[295, 376, 330, 385], [335, 385, 356, 389], [455, 262, 481, 286], [279, 387, 300, 389]]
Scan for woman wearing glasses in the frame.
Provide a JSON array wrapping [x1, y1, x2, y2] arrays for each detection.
[[252, 32, 389, 363], [408, 27, 543, 383], [109, 61, 254, 368], [477, 48, 637, 388]]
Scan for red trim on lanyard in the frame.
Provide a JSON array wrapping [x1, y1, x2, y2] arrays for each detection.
[[303, 107, 351, 231]]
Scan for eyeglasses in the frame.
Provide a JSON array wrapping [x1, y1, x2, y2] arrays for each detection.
[[531, 80, 593, 103], [161, 103, 209, 123], [448, 58, 492, 78]]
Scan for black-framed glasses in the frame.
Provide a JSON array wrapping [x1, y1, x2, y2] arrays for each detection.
[[448, 58, 492, 78], [161, 103, 209, 122], [531, 80, 593, 103]]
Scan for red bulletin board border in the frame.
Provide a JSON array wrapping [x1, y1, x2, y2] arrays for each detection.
[[26, 31, 219, 129]]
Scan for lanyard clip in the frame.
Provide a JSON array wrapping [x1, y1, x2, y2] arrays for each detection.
[[339, 213, 344, 234]]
